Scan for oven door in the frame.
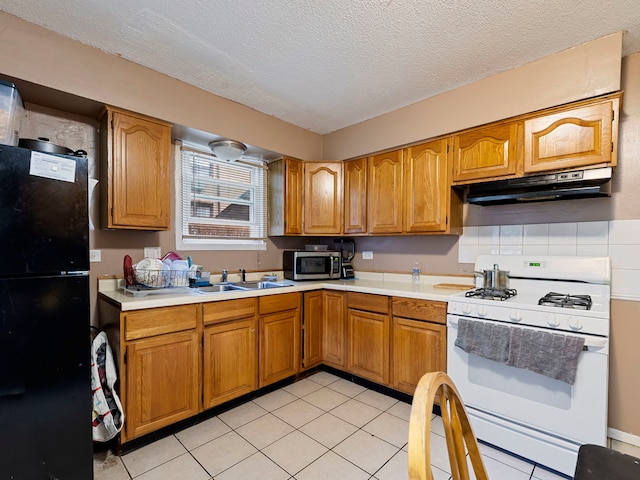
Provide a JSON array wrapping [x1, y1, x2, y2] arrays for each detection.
[[447, 314, 608, 448]]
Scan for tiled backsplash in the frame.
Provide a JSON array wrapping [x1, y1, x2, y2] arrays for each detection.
[[458, 220, 640, 301]]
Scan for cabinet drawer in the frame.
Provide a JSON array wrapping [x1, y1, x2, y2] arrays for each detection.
[[347, 292, 389, 314], [259, 292, 300, 315], [124, 304, 197, 341], [203, 298, 257, 325], [392, 297, 446, 324]]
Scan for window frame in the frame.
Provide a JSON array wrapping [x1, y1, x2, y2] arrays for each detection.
[[175, 143, 268, 251]]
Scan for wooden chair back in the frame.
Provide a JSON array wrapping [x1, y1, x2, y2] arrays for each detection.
[[408, 371, 489, 480]]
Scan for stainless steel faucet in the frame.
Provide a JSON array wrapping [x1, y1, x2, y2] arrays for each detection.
[[239, 268, 246, 283], [221, 269, 228, 283]]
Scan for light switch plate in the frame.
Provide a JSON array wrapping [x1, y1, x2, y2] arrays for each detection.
[[362, 251, 374, 260], [89, 250, 101, 262], [144, 247, 162, 259]]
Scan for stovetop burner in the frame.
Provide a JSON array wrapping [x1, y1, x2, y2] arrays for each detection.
[[538, 292, 593, 310], [465, 287, 517, 301]]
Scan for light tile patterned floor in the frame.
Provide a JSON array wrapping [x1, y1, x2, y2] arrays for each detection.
[[94, 372, 569, 480]]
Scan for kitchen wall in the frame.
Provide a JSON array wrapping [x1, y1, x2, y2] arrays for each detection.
[[2, 10, 639, 442], [322, 32, 622, 160], [0, 12, 322, 161]]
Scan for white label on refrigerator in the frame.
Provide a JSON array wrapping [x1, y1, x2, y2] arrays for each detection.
[[29, 151, 76, 183]]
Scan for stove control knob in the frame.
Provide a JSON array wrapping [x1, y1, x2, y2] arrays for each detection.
[[509, 310, 523, 322], [568, 316, 583, 331], [462, 304, 472, 315], [477, 306, 488, 317], [547, 314, 560, 328]]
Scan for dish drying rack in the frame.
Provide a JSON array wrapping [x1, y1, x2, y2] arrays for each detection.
[[123, 264, 192, 297]]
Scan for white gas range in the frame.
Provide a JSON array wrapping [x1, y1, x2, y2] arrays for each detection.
[[447, 255, 610, 476]]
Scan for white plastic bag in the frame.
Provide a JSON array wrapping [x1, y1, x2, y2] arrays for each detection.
[[91, 331, 124, 441]]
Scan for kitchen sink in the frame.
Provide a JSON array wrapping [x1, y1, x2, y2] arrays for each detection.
[[196, 283, 249, 293], [233, 281, 288, 289], [196, 281, 290, 293]]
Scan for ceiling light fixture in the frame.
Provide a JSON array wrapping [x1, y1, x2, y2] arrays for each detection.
[[208, 139, 247, 162]]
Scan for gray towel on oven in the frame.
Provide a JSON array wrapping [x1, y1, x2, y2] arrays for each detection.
[[506, 328, 585, 385], [454, 318, 511, 363]]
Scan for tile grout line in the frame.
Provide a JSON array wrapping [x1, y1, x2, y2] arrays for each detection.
[[102, 373, 568, 480]]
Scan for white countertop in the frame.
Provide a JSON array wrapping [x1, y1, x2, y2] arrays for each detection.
[[98, 272, 475, 311]]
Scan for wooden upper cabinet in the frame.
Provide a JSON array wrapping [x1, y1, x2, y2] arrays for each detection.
[[368, 150, 403, 234], [404, 139, 450, 233], [268, 157, 303, 236], [451, 93, 621, 184], [304, 162, 343, 235], [100, 106, 172, 230], [344, 157, 367, 234], [523, 95, 619, 173], [452, 122, 521, 183]]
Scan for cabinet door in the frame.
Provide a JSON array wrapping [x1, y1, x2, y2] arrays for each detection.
[[344, 157, 367, 234], [404, 139, 450, 233], [285, 158, 304, 235], [302, 291, 323, 370], [347, 308, 389, 384], [259, 309, 300, 387], [367, 150, 403, 234], [304, 163, 343, 234], [524, 97, 618, 173], [452, 122, 520, 183], [203, 318, 257, 409], [392, 317, 446, 395], [322, 290, 347, 368], [124, 330, 200, 441], [107, 107, 172, 230]]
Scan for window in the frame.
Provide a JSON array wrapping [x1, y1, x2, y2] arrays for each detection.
[[176, 146, 267, 250]]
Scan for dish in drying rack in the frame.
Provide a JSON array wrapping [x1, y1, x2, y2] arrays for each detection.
[[134, 257, 167, 287]]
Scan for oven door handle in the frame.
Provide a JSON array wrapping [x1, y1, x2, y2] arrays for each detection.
[[447, 316, 607, 350], [583, 338, 607, 350]]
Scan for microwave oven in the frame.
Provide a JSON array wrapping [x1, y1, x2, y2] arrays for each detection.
[[283, 250, 341, 281]]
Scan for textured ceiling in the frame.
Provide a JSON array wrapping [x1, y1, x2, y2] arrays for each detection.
[[1, 1, 639, 134]]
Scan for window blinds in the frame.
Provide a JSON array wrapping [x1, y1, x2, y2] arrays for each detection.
[[180, 148, 267, 240]]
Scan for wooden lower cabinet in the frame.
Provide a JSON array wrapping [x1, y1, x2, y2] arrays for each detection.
[[302, 291, 323, 370], [259, 293, 301, 387], [124, 329, 200, 441], [347, 293, 390, 384], [104, 288, 448, 444], [121, 304, 200, 442], [202, 299, 258, 409], [391, 297, 447, 395], [322, 290, 347, 368], [392, 318, 446, 395]]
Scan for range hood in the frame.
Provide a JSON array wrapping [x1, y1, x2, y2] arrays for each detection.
[[466, 167, 612, 206]]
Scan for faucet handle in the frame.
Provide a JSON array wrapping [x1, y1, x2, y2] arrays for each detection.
[[239, 268, 246, 282]]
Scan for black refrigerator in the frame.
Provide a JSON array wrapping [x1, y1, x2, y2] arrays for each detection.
[[0, 144, 93, 478]]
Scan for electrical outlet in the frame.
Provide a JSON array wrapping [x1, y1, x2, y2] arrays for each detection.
[[362, 250, 374, 260], [89, 250, 101, 262], [144, 247, 162, 259]]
